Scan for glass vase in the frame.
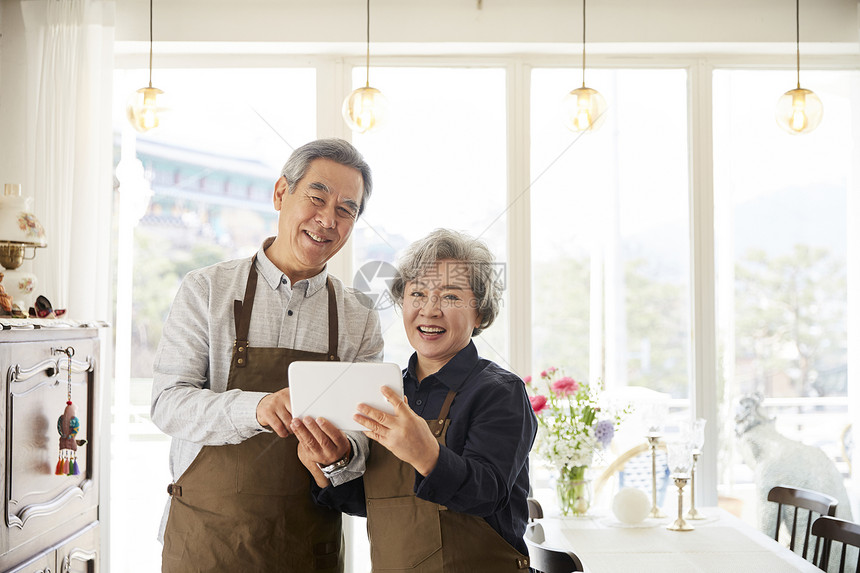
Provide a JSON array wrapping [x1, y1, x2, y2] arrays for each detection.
[[556, 465, 592, 516]]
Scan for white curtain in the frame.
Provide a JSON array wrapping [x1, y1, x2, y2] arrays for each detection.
[[23, 0, 115, 320]]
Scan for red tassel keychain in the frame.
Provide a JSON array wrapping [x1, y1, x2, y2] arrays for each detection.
[[56, 347, 83, 476]]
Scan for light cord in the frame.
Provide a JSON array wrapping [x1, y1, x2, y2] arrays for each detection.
[[148, 0, 153, 88], [795, 0, 800, 89], [365, 0, 371, 88], [581, 0, 587, 88]]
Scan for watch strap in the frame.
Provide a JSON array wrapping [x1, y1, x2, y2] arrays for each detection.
[[318, 450, 351, 474]]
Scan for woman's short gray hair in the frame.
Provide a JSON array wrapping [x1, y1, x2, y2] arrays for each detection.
[[390, 229, 502, 336], [280, 138, 373, 216]]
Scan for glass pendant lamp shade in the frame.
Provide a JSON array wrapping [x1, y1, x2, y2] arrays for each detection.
[[126, 0, 164, 133], [343, 0, 387, 134], [563, 0, 606, 133], [775, 87, 823, 135], [342, 86, 388, 134], [563, 86, 607, 133], [775, 0, 822, 135], [126, 85, 165, 133]]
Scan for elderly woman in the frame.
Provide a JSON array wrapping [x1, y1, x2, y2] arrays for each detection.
[[292, 229, 537, 572]]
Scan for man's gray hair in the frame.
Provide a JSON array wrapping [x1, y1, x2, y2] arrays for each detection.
[[279, 138, 373, 216], [390, 228, 502, 336]]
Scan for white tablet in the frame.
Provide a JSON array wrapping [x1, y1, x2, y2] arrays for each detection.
[[288, 361, 404, 432]]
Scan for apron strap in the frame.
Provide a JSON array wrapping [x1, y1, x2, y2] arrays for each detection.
[[428, 361, 481, 436], [233, 258, 340, 366], [233, 255, 259, 369], [326, 277, 339, 360], [431, 390, 457, 437]]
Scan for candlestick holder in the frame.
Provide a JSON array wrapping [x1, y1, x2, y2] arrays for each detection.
[[685, 451, 705, 520], [646, 434, 666, 519], [667, 475, 694, 531]]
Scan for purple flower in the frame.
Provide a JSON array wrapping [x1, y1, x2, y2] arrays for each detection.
[[594, 419, 615, 447]]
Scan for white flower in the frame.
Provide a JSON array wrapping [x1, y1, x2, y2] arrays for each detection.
[[526, 369, 629, 472]]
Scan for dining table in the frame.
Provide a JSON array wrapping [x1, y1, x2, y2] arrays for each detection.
[[532, 506, 821, 572]]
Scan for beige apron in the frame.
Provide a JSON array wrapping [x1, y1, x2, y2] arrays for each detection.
[[364, 388, 530, 572], [162, 259, 344, 572]]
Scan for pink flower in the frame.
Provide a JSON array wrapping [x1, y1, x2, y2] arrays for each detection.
[[529, 395, 548, 414], [523, 375, 532, 385], [548, 366, 558, 374], [551, 376, 579, 396], [540, 370, 548, 379]]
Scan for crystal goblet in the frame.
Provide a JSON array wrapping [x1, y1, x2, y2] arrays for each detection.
[[666, 439, 694, 532], [686, 418, 707, 520]]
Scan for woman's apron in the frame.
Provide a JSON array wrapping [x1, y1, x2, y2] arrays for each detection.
[[162, 259, 344, 572], [364, 388, 531, 572]]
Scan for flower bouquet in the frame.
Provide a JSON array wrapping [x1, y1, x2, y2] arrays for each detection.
[[525, 367, 627, 516]]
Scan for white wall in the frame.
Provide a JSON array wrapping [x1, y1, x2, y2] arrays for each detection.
[[112, 0, 860, 46], [0, 0, 30, 187]]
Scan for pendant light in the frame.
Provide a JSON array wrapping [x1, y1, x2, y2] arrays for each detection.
[[562, 0, 607, 133], [775, 0, 823, 135], [126, 0, 165, 133], [342, 0, 388, 134]]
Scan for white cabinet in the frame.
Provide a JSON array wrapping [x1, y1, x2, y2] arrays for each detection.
[[0, 327, 103, 572]]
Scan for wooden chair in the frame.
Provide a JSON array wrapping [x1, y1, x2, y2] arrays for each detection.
[[811, 516, 860, 573], [767, 485, 838, 560], [525, 524, 584, 573], [527, 497, 544, 521], [593, 441, 670, 503]]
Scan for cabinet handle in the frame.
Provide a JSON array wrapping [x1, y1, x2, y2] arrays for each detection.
[[61, 548, 97, 573]]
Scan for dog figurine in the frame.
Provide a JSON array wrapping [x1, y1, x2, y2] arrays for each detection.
[[735, 393, 854, 569]]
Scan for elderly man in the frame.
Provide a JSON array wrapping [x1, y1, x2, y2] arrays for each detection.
[[151, 139, 383, 572]]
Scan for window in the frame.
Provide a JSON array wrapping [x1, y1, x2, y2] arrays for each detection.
[[530, 68, 691, 398], [713, 69, 857, 517], [111, 67, 315, 573], [350, 66, 509, 367], [346, 65, 508, 571]]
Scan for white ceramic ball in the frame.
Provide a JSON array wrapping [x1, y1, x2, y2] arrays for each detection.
[[612, 487, 651, 524]]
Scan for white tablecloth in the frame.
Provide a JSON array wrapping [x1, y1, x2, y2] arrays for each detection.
[[535, 508, 821, 572]]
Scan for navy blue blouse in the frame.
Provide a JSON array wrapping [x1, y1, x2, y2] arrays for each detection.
[[314, 341, 538, 555]]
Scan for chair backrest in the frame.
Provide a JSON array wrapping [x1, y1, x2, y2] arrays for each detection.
[[811, 516, 860, 573], [525, 530, 585, 573], [528, 497, 544, 521], [767, 485, 838, 560], [594, 441, 671, 508]]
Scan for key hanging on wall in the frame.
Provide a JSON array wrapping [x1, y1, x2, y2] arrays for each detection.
[[55, 346, 82, 476]]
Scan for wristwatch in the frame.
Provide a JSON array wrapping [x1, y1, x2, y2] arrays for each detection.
[[318, 450, 351, 474]]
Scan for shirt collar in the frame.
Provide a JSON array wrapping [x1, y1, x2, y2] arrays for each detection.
[[256, 237, 328, 296], [405, 340, 479, 391]]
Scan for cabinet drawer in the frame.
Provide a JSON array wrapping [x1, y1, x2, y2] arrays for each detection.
[[57, 523, 98, 573], [5, 522, 99, 573], [6, 550, 54, 573]]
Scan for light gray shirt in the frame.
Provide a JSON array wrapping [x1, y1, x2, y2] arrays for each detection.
[[151, 238, 382, 539]]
